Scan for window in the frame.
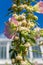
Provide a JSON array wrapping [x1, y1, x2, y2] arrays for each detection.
[[32, 45, 42, 58], [0, 42, 7, 59]]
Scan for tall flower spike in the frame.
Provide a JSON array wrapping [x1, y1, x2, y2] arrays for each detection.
[[4, 0, 40, 65]]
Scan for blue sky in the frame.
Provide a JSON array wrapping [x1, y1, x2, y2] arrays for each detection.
[[0, 0, 43, 34]]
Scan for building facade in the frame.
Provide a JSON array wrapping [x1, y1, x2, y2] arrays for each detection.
[[0, 34, 43, 65]]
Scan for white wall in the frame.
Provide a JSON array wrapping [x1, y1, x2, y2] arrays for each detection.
[[0, 38, 43, 65]]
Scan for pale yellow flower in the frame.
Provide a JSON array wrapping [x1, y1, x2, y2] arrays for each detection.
[[19, 4, 25, 8]]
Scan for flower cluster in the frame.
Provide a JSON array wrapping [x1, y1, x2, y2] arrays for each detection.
[[12, 4, 34, 12]]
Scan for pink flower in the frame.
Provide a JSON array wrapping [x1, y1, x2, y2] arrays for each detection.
[[38, 1, 43, 13], [4, 22, 13, 39], [34, 1, 43, 14], [9, 16, 18, 26], [4, 17, 18, 39], [39, 1, 43, 7]]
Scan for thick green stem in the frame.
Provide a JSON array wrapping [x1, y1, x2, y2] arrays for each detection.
[[17, 0, 20, 6], [28, 0, 30, 5]]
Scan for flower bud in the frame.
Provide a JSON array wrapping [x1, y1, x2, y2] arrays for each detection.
[[16, 54, 22, 61], [19, 4, 25, 9], [15, 36, 19, 40], [12, 4, 17, 8], [18, 14, 25, 21], [30, 22, 35, 27], [24, 4, 27, 9], [33, 16, 38, 20], [11, 58, 15, 64], [22, 48, 28, 55], [22, 20, 27, 26], [24, 42, 30, 48], [13, 14, 18, 19]]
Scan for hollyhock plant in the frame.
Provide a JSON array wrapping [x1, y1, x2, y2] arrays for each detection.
[[4, 0, 43, 65]]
